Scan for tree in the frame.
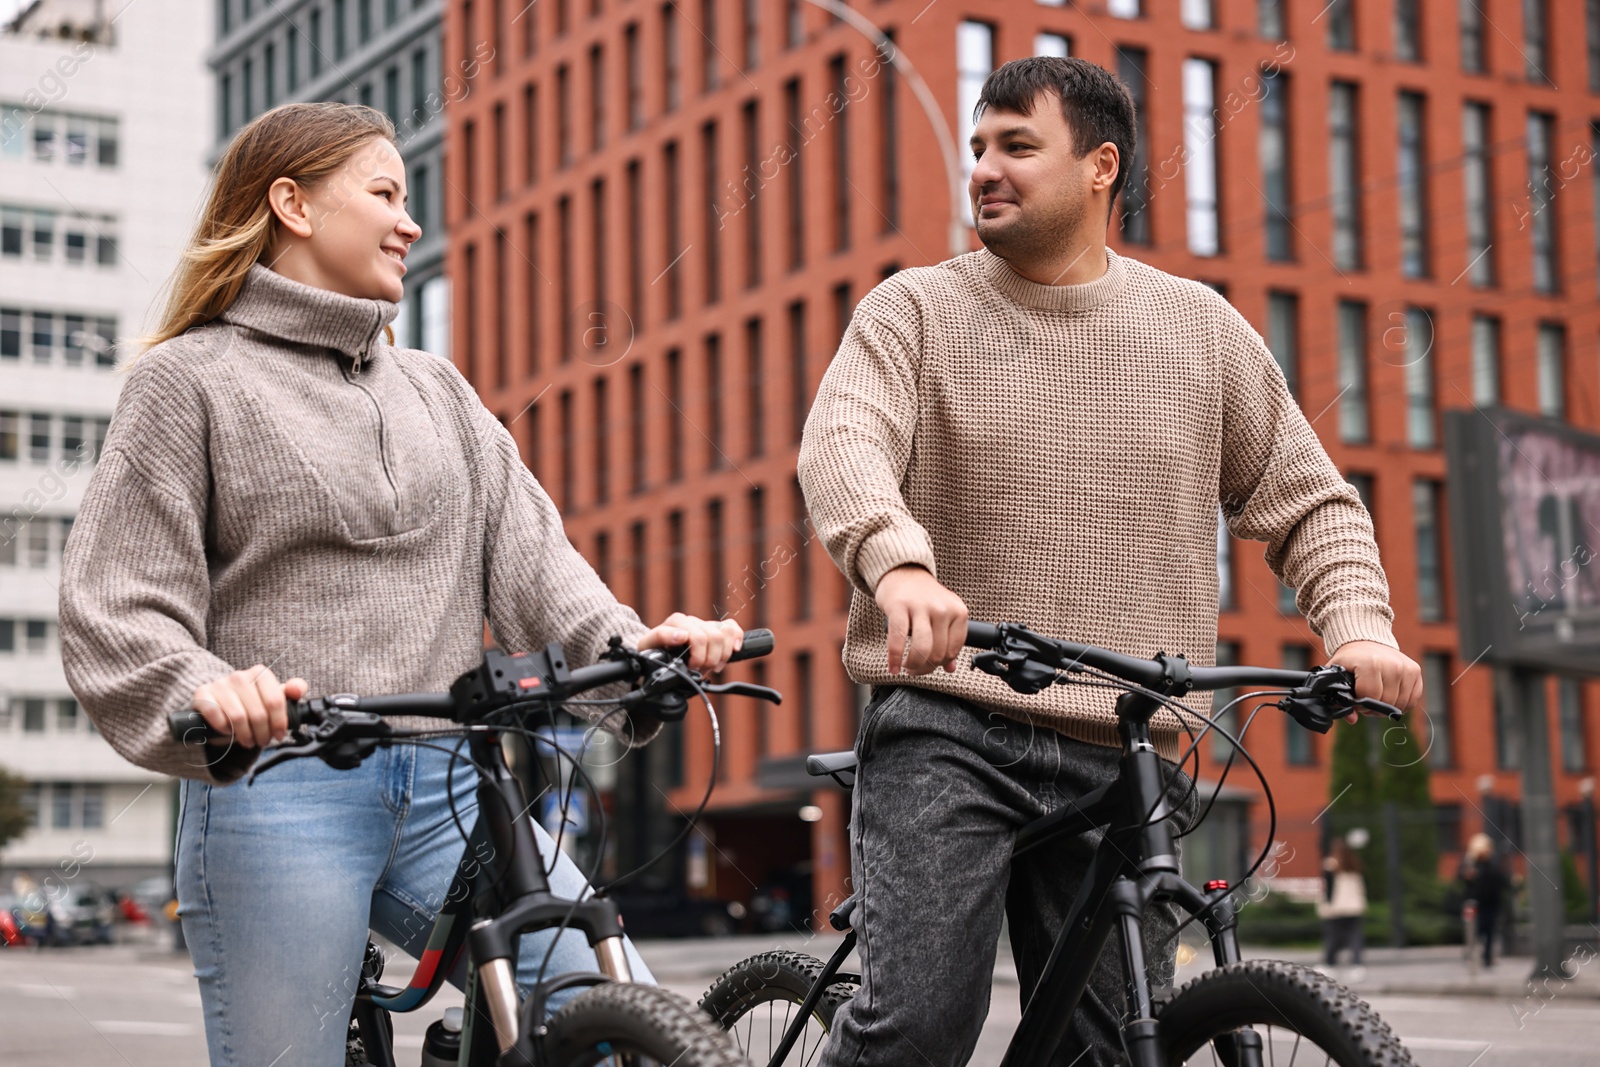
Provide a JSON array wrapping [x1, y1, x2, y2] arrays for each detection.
[[0, 768, 32, 850], [1327, 714, 1439, 921]]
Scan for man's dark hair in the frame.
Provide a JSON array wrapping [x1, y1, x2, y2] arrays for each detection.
[[973, 57, 1138, 207]]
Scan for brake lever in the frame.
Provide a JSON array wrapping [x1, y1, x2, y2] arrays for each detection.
[[700, 681, 783, 704], [246, 739, 325, 783], [1354, 696, 1405, 721], [246, 710, 391, 782]]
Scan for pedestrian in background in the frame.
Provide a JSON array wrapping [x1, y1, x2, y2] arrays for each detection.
[[1318, 836, 1368, 981], [1461, 832, 1508, 969]]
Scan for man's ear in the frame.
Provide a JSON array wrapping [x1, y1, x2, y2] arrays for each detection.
[[1092, 142, 1120, 195], [266, 176, 315, 239]]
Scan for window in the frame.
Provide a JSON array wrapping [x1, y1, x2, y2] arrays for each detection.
[[589, 44, 605, 150], [1259, 0, 1284, 37], [1397, 92, 1428, 278], [1471, 316, 1500, 406], [1117, 48, 1151, 244], [1558, 678, 1588, 772], [1463, 103, 1494, 286], [493, 103, 507, 199], [593, 377, 609, 504], [0, 205, 118, 269], [701, 0, 719, 91], [743, 101, 763, 284], [1414, 479, 1444, 622], [1034, 33, 1069, 57], [1337, 301, 1369, 443], [666, 348, 684, 479], [1326, 0, 1354, 49], [1211, 641, 1240, 761], [706, 333, 725, 468], [880, 32, 900, 234], [794, 651, 814, 750], [703, 121, 721, 302], [1108, 0, 1139, 16], [788, 300, 807, 444], [629, 363, 646, 492], [0, 410, 14, 460], [708, 498, 725, 616], [265, 43, 278, 109], [1260, 70, 1291, 261], [626, 23, 643, 130], [1181, 0, 1212, 30], [746, 317, 764, 458], [1494, 672, 1523, 769], [1329, 83, 1362, 270], [1394, 0, 1420, 60], [1528, 111, 1558, 294], [1462, 0, 1485, 72], [1284, 645, 1315, 764], [287, 22, 300, 92], [1537, 322, 1565, 419], [1403, 307, 1435, 448], [630, 521, 648, 620], [784, 79, 804, 268], [1525, 0, 1550, 82], [1266, 291, 1298, 397], [791, 478, 811, 620], [664, 139, 682, 318], [556, 64, 572, 167], [1423, 653, 1454, 768], [25, 619, 47, 652], [663, 2, 681, 112], [748, 486, 768, 625], [0, 620, 11, 651], [831, 55, 850, 252], [1182, 59, 1219, 257], [626, 161, 642, 331], [56, 698, 78, 732], [957, 22, 994, 229], [744, 0, 759, 69], [558, 389, 575, 511], [52, 781, 73, 829], [785, 0, 801, 47], [29, 413, 50, 463]]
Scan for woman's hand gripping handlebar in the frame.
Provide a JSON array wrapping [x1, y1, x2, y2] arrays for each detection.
[[168, 629, 780, 765]]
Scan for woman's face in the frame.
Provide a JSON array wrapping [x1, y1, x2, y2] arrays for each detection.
[[267, 135, 421, 302]]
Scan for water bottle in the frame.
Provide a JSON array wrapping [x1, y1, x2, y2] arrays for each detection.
[[419, 1006, 463, 1067]]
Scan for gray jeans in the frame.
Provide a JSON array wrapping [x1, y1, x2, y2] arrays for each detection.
[[822, 685, 1198, 1067]]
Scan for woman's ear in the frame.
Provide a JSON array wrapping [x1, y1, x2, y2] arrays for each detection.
[[266, 176, 315, 239]]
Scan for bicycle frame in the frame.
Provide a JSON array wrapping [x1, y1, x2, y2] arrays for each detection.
[[351, 729, 633, 1067], [778, 689, 1259, 1067]]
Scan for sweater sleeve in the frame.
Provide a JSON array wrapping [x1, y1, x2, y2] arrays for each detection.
[[1214, 304, 1397, 656], [470, 399, 658, 746], [797, 282, 937, 595], [57, 354, 258, 785]]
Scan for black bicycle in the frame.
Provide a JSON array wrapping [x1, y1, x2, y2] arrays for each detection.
[[170, 629, 782, 1067], [700, 621, 1417, 1067]]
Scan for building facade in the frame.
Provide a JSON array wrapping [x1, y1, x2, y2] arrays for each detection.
[[0, 0, 213, 889], [211, 0, 452, 354], [445, 0, 1600, 926]]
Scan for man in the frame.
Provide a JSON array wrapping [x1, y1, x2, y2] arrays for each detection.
[[798, 56, 1422, 1065]]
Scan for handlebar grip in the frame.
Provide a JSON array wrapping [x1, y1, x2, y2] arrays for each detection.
[[169, 700, 304, 744], [731, 628, 775, 662], [964, 621, 1001, 649]]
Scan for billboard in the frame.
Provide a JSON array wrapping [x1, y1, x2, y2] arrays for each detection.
[[1443, 407, 1600, 676]]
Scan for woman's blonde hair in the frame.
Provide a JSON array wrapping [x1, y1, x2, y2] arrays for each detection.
[[136, 101, 399, 359]]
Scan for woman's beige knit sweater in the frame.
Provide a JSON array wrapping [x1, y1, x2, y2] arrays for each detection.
[[58, 264, 648, 785], [798, 246, 1397, 756]]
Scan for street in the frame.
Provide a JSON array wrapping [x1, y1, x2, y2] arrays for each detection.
[[2, 932, 1598, 1065]]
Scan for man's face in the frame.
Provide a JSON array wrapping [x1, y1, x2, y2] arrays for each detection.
[[968, 91, 1110, 265]]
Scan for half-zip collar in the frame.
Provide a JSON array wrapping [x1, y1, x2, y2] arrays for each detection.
[[218, 263, 400, 373]]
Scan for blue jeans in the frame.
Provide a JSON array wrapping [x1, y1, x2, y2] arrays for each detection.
[[176, 741, 653, 1067]]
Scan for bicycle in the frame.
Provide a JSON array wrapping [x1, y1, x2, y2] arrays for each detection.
[[700, 621, 1418, 1067], [170, 628, 782, 1067]]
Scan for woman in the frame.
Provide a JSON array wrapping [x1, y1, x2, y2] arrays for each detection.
[[57, 102, 742, 1066], [1317, 837, 1367, 979], [1461, 832, 1508, 969]]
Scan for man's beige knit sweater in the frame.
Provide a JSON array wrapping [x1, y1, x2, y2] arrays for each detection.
[[58, 264, 648, 785], [798, 246, 1397, 756]]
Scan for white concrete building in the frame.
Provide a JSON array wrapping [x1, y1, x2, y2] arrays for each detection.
[[0, 0, 212, 890]]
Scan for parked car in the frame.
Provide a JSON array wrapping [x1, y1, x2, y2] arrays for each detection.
[[56, 884, 117, 945]]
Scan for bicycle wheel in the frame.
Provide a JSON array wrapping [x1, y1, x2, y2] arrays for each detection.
[[699, 951, 857, 1066], [543, 982, 749, 1067], [1158, 960, 1414, 1067]]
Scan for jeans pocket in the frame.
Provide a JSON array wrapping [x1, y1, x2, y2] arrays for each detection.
[[854, 686, 905, 764]]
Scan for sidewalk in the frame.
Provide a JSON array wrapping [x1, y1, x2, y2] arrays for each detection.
[[635, 931, 1600, 1002]]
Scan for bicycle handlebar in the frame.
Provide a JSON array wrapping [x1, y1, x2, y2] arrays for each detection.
[[169, 628, 777, 746]]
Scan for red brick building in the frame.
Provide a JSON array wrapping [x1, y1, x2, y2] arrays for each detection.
[[443, 0, 1600, 922]]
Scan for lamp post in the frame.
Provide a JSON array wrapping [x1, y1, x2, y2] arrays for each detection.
[[799, 0, 970, 259]]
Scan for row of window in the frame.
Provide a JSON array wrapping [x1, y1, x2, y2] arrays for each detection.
[[17, 781, 105, 831], [0, 106, 119, 168], [0, 696, 94, 735], [1112, 0, 1585, 91], [0, 412, 110, 466], [0, 308, 118, 368], [955, 21, 1597, 289], [0, 516, 76, 570], [0, 618, 58, 654], [0, 205, 119, 269]]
